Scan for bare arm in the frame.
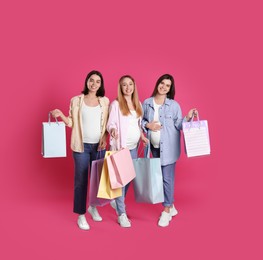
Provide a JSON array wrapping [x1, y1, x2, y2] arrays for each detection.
[[50, 109, 69, 125]]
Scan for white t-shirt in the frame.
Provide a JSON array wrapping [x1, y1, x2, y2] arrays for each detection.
[[81, 104, 101, 144], [126, 110, 141, 150], [150, 100, 161, 148]]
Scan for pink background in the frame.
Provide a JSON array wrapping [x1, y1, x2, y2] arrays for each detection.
[[0, 0, 262, 259]]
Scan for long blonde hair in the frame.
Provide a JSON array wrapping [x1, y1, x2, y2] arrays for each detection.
[[117, 75, 143, 117]]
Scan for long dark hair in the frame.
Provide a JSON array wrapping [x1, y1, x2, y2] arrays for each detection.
[[151, 74, 175, 99], [82, 70, 105, 97]]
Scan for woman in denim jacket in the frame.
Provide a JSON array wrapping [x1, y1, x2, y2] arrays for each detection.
[[141, 74, 197, 227], [51, 70, 109, 231]]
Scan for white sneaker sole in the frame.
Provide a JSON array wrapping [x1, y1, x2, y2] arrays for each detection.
[[158, 222, 170, 227], [117, 218, 131, 228], [77, 221, 90, 230], [118, 221, 131, 228]]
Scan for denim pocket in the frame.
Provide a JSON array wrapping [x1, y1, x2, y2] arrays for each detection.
[[165, 114, 174, 126]]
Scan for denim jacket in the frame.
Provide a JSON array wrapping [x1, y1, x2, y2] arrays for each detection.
[[142, 97, 184, 166]]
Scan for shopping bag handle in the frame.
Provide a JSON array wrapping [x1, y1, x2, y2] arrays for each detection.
[[110, 136, 121, 151], [185, 114, 201, 130], [140, 144, 150, 159], [48, 112, 59, 125], [137, 147, 144, 158], [191, 114, 200, 122]]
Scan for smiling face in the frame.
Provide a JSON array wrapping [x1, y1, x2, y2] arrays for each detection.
[[86, 74, 101, 93], [157, 79, 172, 96], [120, 77, 135, 97]]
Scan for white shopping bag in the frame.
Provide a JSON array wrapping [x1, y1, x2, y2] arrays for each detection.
[[183, 116, 210, 157], [42, 113, 67, 158]]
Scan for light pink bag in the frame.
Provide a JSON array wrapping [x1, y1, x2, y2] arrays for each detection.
[[107, 148, 136, 189]]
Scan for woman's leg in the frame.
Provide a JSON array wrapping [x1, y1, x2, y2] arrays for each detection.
[[151, 144, 176, 209], [115, 187, 126, 215], [87, 143, 104, 221], [151, 144, 176, 226], [73, 143, 91, 214], [114, 148, 137, 228], [161, 163, 176, 210]]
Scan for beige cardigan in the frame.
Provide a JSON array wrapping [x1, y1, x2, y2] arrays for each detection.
[[66, 94, 109, 152]]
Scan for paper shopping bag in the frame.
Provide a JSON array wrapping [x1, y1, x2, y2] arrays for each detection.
[[133, 156, 164, 204], [182, 117, 210, 157], [97, 151, 122, 199], [107, 148, 136, 189], [89, 158, 111, 207], [42, 113, 66, 158]]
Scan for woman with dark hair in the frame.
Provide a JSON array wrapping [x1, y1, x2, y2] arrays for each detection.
[[107, 75, 148, 228], [142, 74, 197, 227], [51, 70, 109, 230]]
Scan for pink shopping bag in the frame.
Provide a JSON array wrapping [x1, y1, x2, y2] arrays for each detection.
[[97, 151, 122, 199], [107, 148, 136, 189]]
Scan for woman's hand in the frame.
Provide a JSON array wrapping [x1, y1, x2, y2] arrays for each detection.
[[141, 134, 149, 147], [146, 121, 162, 131], [50, 109, 69, 125], [50, 109, 63, 118], [98, 135, 107, 151], [186, 108, 198, 121], [110, 128, 118, 140]]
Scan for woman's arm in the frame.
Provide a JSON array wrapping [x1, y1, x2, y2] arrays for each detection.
[[50, 109, 69, 125], [107, 101, 119, 139]]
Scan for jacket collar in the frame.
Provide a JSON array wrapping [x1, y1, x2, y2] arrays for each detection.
[[146, 97, 172, 108]]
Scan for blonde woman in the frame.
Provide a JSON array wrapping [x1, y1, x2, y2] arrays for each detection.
[[107, 75, 148, 228]]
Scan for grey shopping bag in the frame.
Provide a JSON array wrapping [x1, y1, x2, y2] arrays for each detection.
[[133, 146, 164, 204], [42, 113, 67, 158]]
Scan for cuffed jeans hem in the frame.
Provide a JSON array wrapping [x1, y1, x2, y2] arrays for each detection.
[[73, 209, 86, 215], [162, 203, 173, 207]]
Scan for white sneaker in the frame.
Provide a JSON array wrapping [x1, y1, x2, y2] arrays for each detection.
[[170, 205, 178, 217], [110, 200, 118, 215], [118, 213, 131, 228], [158, 211, 171, 227], [77, 215, 90, 230], [88, 206, 102, 221]]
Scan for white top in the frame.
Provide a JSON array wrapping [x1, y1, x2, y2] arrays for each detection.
[[81, 104, 101, 144], [126, 110, 141, 150], [150, 100, 161, 148]]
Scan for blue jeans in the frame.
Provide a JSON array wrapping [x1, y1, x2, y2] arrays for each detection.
[[73, 143, 105, 214], [151, 144, 176, 207], [115, 147, 138, 215]]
